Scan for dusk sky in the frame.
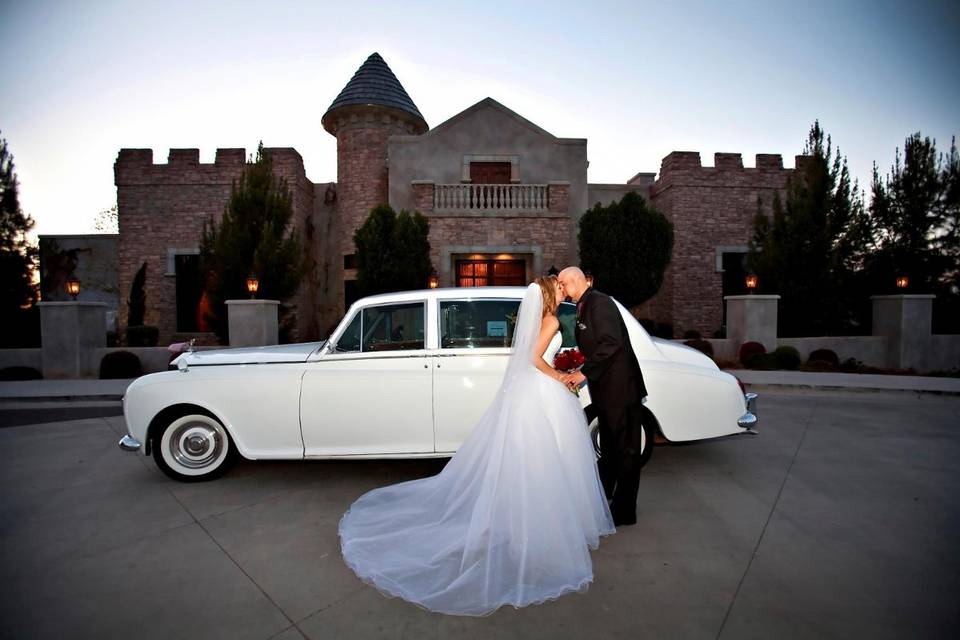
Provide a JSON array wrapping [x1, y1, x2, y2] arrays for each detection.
[[3, 0, 958, 239]]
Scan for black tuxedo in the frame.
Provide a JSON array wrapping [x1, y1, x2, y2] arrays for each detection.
[[574, 288, 648, 525]]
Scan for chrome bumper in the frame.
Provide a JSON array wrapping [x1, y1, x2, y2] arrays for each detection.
[[738, 392, 759, 433], [118, 435, 142, 452]]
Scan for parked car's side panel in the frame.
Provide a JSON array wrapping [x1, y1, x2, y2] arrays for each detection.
[[300, 353, 435, 456], [124, 366, 305, 460]]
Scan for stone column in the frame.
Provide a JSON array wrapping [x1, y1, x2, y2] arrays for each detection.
[[724, 295, 780, 352], [226, 300, 280, 347], [39, 301, 107, 379], [871, 294, 935, 370]]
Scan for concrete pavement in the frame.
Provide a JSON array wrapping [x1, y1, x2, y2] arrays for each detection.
[[1, 391, 958, 639]]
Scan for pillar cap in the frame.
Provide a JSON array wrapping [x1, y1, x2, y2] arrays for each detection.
[[225, 299, 280, 305], [723, 295, 781, 301], [870, 294, 936, 300]]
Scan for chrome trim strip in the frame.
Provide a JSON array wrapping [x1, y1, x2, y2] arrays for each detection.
[[745, 392, 758, 415], [118, 434, 142, 452]]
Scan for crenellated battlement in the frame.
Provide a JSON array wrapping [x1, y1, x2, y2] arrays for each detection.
[[658, 151, 800, 174], [114, 147, 305, 186]]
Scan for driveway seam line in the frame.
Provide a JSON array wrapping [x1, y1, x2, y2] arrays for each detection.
[[715, 404, 817, 639]]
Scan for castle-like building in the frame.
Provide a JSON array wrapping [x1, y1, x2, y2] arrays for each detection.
[[114, 52, 799, 343]]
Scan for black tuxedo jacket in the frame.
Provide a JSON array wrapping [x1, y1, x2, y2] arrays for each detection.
[[574, 288, 648, 408]]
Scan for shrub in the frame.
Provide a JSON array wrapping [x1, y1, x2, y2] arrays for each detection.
[[712, 327, 726, 339], [125, 325, 159, 347], [808, 348, 840, 368], [772, 346, 801, 370], [745, 352, 778, 370], [738, 341, 766, 366], [0, 366, 42, 381], [683, 339, 714, 357], [682, 329, 701, 340], [100, 351, 142, 379]]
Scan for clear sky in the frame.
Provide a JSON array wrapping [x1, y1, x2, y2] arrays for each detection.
[[3, 0, 958, 239]]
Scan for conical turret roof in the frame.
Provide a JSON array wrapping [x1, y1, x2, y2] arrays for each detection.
[[322, 53, 427, 133]]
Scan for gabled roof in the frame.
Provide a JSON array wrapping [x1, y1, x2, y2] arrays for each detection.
[[323, 53, 427, 130], [422, 97, 557, 139]]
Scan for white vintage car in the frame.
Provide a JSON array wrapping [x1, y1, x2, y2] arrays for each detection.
[[119, 287, 758, 481]]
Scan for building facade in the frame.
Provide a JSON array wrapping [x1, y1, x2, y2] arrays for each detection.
[[112, 52, 798, 345]]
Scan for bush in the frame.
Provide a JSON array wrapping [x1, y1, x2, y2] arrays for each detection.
[[808, 348, 840, 368], [745, 352, 778, 370], [683, 339, 714, 357], [712, 327, 726, 339], [682, 329, 701, 340], [738, 341, 766, 366], [0, 366, 42, 381], [100, 351, 142, 379], [126, 325, 159, 347], [772, 346, 801, 370]]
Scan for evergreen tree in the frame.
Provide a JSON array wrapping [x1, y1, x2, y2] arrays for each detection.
[[748, 121, 869, 336], [354, 204, 432, 296], [867, 133, 959, 332], [199, 143, 304, 343], [0, 133, 40, 347], [578, 191, 674, 308]]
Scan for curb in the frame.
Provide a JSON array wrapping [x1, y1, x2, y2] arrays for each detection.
[[740, 382, 960, 397]]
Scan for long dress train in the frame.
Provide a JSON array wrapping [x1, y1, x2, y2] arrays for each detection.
[[338, 284, 615, 616]]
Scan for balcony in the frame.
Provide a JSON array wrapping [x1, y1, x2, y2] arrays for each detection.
[[412, 181, 569, 216]]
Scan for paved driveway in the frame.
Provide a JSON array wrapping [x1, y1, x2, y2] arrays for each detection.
[[1, 391, 957, 639]]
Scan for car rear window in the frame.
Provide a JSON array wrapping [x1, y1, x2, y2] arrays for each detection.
[[440, 299, 520, 349]]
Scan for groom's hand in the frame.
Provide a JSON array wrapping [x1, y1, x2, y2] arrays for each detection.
[[562, 371, 586, 389]]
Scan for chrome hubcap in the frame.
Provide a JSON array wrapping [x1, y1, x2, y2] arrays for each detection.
[[170, 420, 224, 469]]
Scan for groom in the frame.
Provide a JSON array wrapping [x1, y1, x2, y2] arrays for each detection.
[[557, 267, 648, 527]]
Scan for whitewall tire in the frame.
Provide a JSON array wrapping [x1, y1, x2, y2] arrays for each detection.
[[152, 413, 236, 482]]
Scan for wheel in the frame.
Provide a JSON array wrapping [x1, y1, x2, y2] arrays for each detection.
[[152, 412, 236, 482], [586, 408, 654, 467]]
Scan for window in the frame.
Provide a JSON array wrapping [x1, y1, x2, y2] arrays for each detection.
[[362, 302, 425, 352], [336, 312, 361, 353], [440, 299, 520, 349], [174, 254, 208, 332], [470, 162, 512, 184], [456, 260, 525, 287]]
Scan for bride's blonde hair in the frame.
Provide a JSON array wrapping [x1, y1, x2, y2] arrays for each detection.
[[535, 275, 559, 317]]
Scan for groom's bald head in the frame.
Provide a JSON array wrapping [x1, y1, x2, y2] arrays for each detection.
[[557, 267, 589, 302]]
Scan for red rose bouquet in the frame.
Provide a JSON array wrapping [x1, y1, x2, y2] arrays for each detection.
[[553, 347, 586, 396]]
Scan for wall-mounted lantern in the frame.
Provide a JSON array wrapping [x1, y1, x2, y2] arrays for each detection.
[[66, 278, 81, 300], [246, 276, 259, 299], [745, 273, 758, 293]]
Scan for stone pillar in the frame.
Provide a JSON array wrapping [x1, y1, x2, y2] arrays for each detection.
[[411, 180, 435, 213], [39, 302, 108, 379], [724, 295, 780, 352], [871, 294, 935, 370], [548, 181, 570, 213], [226, 300, 280, 347]]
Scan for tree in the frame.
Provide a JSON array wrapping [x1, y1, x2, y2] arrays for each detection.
[[866, 133, 959, 332], [0, 133, 40, 347], [578, 191, 674, 308], [748, 121, 869, 336], [354, 204, 432, 296], [94, 205, 118, 233], [199, 143, 304, 343]]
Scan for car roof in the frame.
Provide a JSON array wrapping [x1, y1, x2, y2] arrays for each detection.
[[353, 286, 528, 306]]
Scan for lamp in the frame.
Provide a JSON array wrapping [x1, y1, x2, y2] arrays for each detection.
[[246, 276, 259, 299], [895, 275, 909, 290], [428, 272, 440, 289], [585, 271, 594, 289], [745, 273, 758, 293], [66, 278, 81, 300]]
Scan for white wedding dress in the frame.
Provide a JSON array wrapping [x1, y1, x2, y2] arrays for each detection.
[[338, 283, 615, 616]]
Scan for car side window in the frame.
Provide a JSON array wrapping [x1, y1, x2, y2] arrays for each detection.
[[557, 301, 578, 348], [440, 300, 521, 349], [336, 312, 361, 353], [361, 302, 425, 352]]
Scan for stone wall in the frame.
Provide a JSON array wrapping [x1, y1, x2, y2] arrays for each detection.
[[649, 151, 796, 336], [428, 216, 573, 286], [114, 147, 318, 346]]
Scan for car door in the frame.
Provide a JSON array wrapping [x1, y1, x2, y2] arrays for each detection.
[[432, 297, 520, 453], [300, 300, 434, 456]]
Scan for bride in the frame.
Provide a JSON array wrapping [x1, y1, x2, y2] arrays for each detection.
[[338, 276, 615, 616]]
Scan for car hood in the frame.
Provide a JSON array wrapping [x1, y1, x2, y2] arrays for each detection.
[[650, 337, 718, 370], [173, 342, 324, 366]]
